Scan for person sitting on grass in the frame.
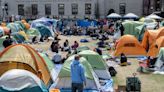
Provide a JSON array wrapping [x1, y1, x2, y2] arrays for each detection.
[[71, 41, 79, 50], [52, 50, 62, 64], [120, 53, 127, 66]]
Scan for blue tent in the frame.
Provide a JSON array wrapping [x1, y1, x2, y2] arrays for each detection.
[[35, 24, 53, 37]]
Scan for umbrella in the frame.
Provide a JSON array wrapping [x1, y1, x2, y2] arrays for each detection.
[[107, 13, 121, 18], [146, 14, 162, 19], [123, 13, 139, 18]]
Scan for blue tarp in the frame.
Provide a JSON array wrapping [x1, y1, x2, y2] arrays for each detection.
[[77, 20, 97, 27]]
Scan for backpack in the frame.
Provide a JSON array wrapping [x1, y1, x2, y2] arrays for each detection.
[[108, 67, 117, 76]]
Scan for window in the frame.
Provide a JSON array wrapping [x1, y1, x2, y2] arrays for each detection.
[[58, 4, 64, 15], [72, 3, 78, 15], [119, 3, 126, 15], [32, 4, 38, 15], [45, 4, 51, 15], [18, 4, 24, 16], [85, 3, 91, 15]]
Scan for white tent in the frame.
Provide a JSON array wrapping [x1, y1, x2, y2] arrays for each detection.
[[124, 13, 139, 18], [107, 13, 122, 18], [146, 14, 162, 19]]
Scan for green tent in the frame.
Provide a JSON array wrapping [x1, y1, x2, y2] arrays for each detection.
[[78, 50, 106, 70], [35, 25, 52, 37], [7, 23, 23, 32], [39, 53, 54, 71], [135, 25, 146, 41], [78, 50, 111, 79], [155, 47, 164, 71], [0, 69, 48, 92], [123, 21, 143, 39], [26, 28, 41, 38], [76, 46, 90, 53], [11, 33, 26, 43], [15, 21, 26, 31], [55, 55, 100, 90]]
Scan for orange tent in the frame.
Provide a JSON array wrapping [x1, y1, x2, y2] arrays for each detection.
[[113, 35, 147, 56], [23, 22, 30, 30], [0, 44, 52, 86], [147, 36, 164, 57], [141, 27, 164, 50]]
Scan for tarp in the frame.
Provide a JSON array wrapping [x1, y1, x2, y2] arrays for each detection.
[[77, 20, 97, 27], [0, 44, 52, 86], [0, 69, 48, 92], [114, 35, 147, 56], [155, 48, 164, 71], [55, 55, 100, 90]]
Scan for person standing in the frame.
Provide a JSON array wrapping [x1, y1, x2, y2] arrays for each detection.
[[71, 55, 86, 92]]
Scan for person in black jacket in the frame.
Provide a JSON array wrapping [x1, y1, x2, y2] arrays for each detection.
[[3, 36, 13, 48]]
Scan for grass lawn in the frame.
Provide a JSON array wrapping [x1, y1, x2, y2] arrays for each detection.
[[30, 35, 164, 92]]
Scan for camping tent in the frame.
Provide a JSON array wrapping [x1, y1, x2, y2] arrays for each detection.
[[154, 47, 164, 71], [114, 35, 147, 56], [0, 44, 52, 86], [78, 50, 111, 79], [123, 21, 143, 39], [146, 14, 162, 19], [39, 53, 58, 82], [34, 24, 53, 37], [0, 27, 4, 37], [26, 28, 41, 39], [141, 27, 164, 51], [7, 23, 23, 32], [147, 37, 164, 57], [0, 69, 48, 92], [76, 46, 90, 53], [139, 17, 156, 23], [54, 55, 100, 91]]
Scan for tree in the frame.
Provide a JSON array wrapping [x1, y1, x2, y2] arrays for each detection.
[[107, 9, 115, 15]]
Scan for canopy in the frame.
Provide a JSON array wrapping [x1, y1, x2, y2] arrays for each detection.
[[107, 13, 121, 18], [0, 69, 48, 92], [146, 14, 162, 19], [123, 13, 139, 19], [0, 44, 52, 86]]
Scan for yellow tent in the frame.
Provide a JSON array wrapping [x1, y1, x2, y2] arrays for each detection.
[[147, 36, 164, 57], [0, 44, 51, 86], [114, 35, 147, 56]]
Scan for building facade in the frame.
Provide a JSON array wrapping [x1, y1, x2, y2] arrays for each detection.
[[0, 0, 163, 20]]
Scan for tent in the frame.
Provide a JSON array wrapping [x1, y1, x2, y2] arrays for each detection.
[[154, 47, 164, 71], [35, 24, 53, 37], [26, 28, 41, 39], [15, 21, 26, 31], [11, 32, 26, 43], [123, 20, 143, 39], [123, 13, 139, 19], [77, 20, 97, 27], [1, 26, 10, 35], [107, 13, 121, 18], [54, 55, 100, 91], [114, 35, 147, 56], [7, 23, 23, 32], [147, 37, 164, 57], [78, 50, 111, 79], [141, 27, 164, 51], [0, 44, 52, 86], [76, 46, 90, 53], [139, 17, 156, 23], [39, 53, 58, 82], [0, 69, 48, 92], [0, 27, 4, 37]]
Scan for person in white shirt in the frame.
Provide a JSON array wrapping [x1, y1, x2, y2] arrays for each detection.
[[52, 51, 62, 64]]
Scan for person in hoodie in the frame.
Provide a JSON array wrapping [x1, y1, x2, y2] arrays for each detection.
[[70, 55, 86, 92]]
